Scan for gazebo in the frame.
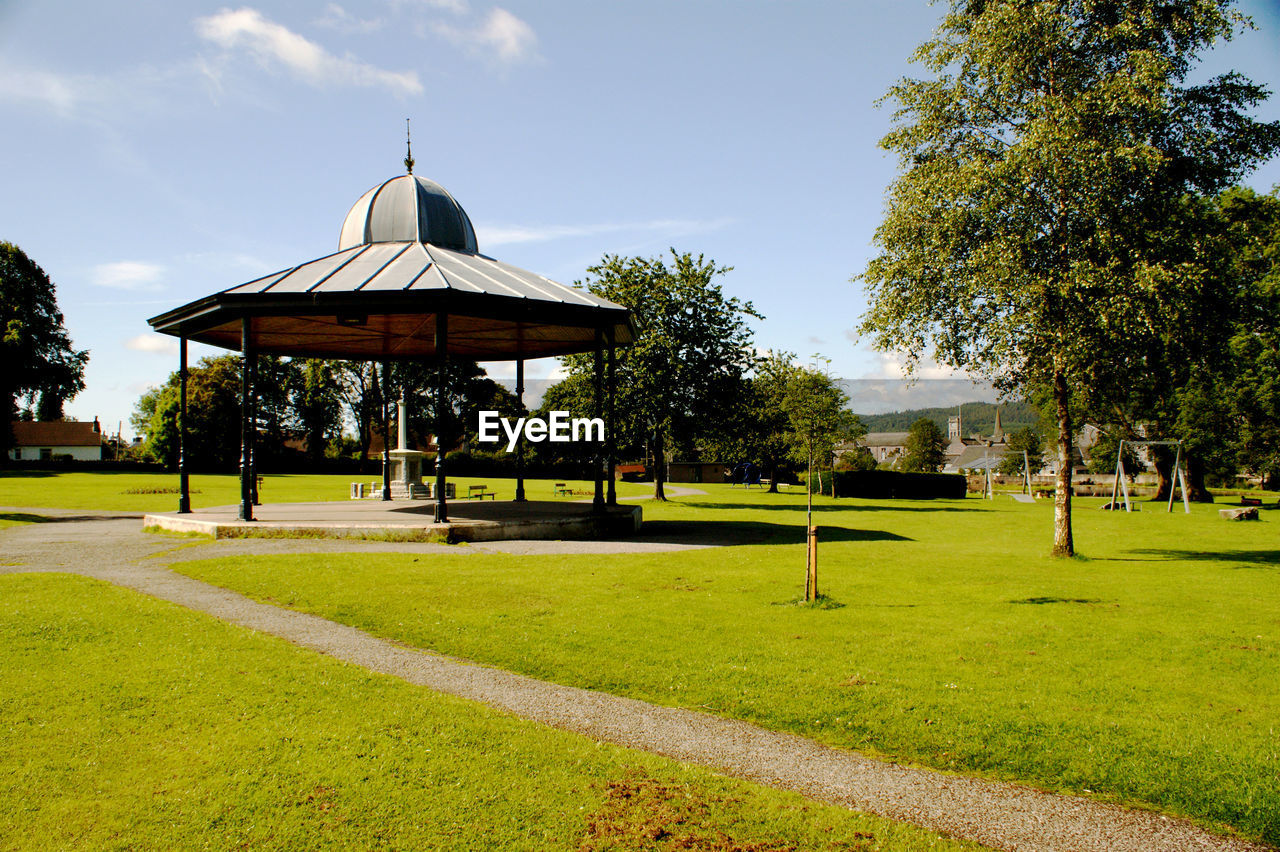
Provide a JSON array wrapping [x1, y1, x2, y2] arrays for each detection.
[[148, 158, 634, 525]]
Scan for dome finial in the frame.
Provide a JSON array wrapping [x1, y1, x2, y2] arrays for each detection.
[[404, 117, 415, 175]]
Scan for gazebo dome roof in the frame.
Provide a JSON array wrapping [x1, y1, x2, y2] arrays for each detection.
[[338, 174, 478, 253]]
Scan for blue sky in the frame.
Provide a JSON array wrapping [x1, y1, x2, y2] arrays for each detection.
[[3, 1, 1279, 435]]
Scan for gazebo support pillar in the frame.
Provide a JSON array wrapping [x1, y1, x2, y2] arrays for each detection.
[[592, 328, 605, 514], [606, 328, 616, 506], [514, 357, 527, 502], [434, 313, 449, 524], [380, 360, 392, 501], [249, 357, 259, 506], [238, 317, 254, 522], [177, 336, 191, 514]]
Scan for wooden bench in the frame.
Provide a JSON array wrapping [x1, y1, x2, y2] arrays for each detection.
[[1241, 496, 1263, 507], [553, 482, 573, 496], [467, 484, 496, 500]]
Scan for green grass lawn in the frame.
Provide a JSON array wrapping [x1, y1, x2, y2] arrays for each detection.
[[0, 571, 980, 850], [0, 470, 654, 513], [171, 484, 1280, 844]]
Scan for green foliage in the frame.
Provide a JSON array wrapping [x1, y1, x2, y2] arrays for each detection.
[[291, 359, 342, 463], [857, 0, 1280, 554], [998, 426, 1045, 476], [782, 364, 863, 470], [134, 355, 243, 470], [0, 242, 88, 455], [900, 417, 947, 473], [1221, 188, 1280, 488], [725, 350, 799, 485], [858, 400, 1039, 436], [836, 445, 877, 472], [564, 250, 761, 498], [1087, 429, 1145, 480]]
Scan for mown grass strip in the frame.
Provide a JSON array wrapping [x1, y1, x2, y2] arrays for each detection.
[[0, 572, 980, 851], [175, 485, 1279, 843], [0, 471, 655, 513]]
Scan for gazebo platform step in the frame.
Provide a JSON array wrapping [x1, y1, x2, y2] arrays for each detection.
[[144, 499, 640, 543]]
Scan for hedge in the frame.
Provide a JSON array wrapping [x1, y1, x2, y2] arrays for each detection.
[[808, 469, 967, 499]]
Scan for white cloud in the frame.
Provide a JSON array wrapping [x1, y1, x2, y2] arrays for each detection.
[[478, 217, 733, 247], [92, 261, 166, 291], [434, 7, 538, 65], [397, 0, 470, 14], [866, 349, 970, 381], [0, 65, 83, 116], [125, 334, 180, 356], [315, 3, 384, 33], [195, 7, 423, 95]]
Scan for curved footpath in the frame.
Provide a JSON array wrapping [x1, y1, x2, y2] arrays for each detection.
[[0, 510, 1270, 852]]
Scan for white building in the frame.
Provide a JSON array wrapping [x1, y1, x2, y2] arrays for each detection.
[[9, 420, 104, 461]]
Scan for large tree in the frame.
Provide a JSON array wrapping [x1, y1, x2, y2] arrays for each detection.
[[134, 355, 243, 470], [858, 0, 1280, 555], [719, 350, 801, 493], [1, 242, 88, 455], [567, 250, 761, 500], [290, 359, 343, 464], [998, 426, 1047, 477], [900, 417, 948, 473], [1220, 187, 1280, 490]]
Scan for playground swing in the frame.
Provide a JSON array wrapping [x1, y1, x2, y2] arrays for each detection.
[[985, 449, 1036, 502], [1109, 438, 1191, 514]]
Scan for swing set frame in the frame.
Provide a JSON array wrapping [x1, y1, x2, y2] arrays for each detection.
[[979, 449, 1036, 500], [1109, 438, 1191, 514]]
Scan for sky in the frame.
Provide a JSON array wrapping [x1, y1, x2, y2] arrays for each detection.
[[3, 0, 1279, 437]]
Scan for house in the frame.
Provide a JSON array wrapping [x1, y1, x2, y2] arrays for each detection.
[[9, 419, 104, 461], [860, 432, 910, 464]]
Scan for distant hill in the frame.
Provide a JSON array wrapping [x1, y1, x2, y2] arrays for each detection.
[[854, 400, 1043, 437]]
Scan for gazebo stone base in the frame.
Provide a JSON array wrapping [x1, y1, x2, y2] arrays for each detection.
[[390, 481, 431, 499], [144, 500, 641, 544]]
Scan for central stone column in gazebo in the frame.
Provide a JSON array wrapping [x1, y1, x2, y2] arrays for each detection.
[[389, 394, 428, 499]]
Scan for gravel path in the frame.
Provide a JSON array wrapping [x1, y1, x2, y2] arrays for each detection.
[[0, 512, 1270, 852]]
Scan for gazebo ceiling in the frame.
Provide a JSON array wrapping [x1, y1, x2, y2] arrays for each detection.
[[148, 175, 634, 361]]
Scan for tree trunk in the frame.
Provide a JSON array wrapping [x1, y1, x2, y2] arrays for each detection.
[[1052, 365, 1074, 557], [1149, 448, 1172, 502], [652, 431, 667, 501], [805, 448, 815, 600], [768, 461, 779, 493], [1184, 455, 1214, 503]]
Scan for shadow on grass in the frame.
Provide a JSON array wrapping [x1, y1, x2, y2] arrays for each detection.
[[771, 594, 846, 610], [0, 512, 56, 524], [0, 512, 143, 524], [1010, 596, 1104, 605], [682, 500, 982, 514], [636, 520, 913, 547], [1122, 548, 1280, 568]]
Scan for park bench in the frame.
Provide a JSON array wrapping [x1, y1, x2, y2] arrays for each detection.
[[553, 482, 573, 496], [467, 484, 496, 500], [1240, 496, 1263, 507]]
